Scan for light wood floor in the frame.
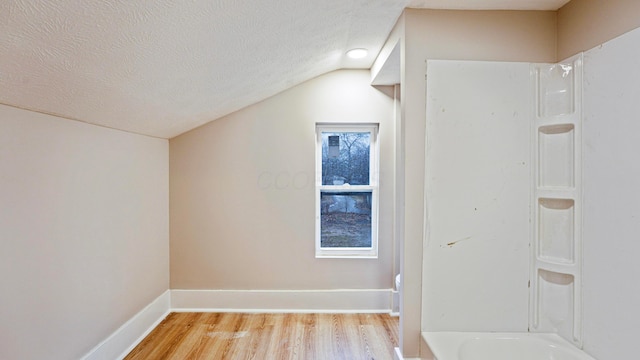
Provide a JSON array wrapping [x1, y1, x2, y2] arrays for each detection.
[[125, 312, 399, 360]]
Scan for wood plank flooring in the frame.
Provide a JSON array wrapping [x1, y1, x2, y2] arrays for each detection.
[[125, 312, 399, 360]]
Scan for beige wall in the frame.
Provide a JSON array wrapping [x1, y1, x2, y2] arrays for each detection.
[[0, 105, 169, 360], [170, 70, 395, 290], [397, 9, 557, 358], [405, 9, 557, 62], [558, 0, 640, 60]]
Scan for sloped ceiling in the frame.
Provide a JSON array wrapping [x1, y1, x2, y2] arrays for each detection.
[[0, 0, 569, 138]]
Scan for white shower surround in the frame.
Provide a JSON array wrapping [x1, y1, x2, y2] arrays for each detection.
[[421, 53, 587, 357], [421, 24, 640, 360]]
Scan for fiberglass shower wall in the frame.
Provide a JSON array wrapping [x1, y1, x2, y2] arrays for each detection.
[[422, 59, 583, 343], [579, 27, 640, 360], [422, 60, 532, 332], [422, 27, 640, 359]]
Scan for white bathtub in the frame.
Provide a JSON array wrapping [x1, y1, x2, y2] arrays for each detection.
[[422, 332, 597, 360]]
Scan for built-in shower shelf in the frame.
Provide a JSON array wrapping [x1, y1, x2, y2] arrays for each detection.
[[537, 197, 575, 263], [536, 61, 577, 118], [531, 54, 583, 347], [532, 268, 578, 341], [536, 116, 578, 127], [538, 123, 575, 134], [536, 261, 578, 275], [536, 188, 577, 198], [537, 123, 576, 189]]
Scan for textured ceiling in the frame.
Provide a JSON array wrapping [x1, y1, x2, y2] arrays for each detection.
[[0, 0, 570, 138]]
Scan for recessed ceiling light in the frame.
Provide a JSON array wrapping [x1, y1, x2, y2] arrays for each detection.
[[346, 48, 368, 59]]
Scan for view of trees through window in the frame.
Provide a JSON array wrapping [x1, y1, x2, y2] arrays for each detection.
[[320, 132, 372, 248], [321, 132, 370, 186]]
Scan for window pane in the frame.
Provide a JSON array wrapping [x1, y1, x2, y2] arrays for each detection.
[[321, 132, 370, 185], [320, 191, 372, 248]]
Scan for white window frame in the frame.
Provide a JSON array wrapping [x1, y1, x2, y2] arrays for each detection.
[[315, 123, 379, 258]]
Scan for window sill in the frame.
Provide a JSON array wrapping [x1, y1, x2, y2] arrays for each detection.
[[315, 250, 378, 259]]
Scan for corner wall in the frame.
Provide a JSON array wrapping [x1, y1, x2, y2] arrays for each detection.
[[0, 105, 169, 360], [556, 2, 640, 358], [169, 70, 395, 294], [558, 0, 640, 60], [580, 26, 640, 360]]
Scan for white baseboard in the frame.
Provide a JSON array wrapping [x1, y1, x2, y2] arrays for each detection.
[[391, 289, 400, 316], [394, 347, 404, 360], [81, 290, 171, 360], [82, 288, 391, 360], [171, 288, 392, 313], [394, 347, 423, 360]]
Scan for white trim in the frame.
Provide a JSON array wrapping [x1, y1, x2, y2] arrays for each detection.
[[171, 289, 392, 313], [390, 289, 400, 316], [394, 347, 404, 360], [393, 347, 421, 360], [81, 290, 171, 360]]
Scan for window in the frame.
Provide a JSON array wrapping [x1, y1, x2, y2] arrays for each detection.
[[315, 124, 379, 258]]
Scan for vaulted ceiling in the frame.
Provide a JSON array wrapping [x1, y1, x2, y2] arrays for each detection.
[[0, 0, 569, 138]]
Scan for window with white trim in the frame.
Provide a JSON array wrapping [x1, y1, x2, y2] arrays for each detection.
[[315, 124, 379, 258]]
